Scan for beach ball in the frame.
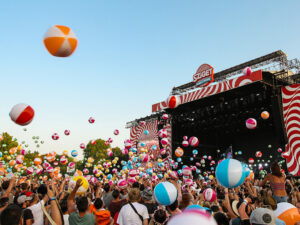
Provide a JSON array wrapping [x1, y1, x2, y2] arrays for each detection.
[[177, 157, 182, 163], [167, 95, 181, 109], [152, 175, 159, 183], [83, 168, 89, 174], [168, 210, 217, 225], [52, 133, 59, 140], [216, 159, 246, 188], [189, 137, 199, 147], [124, 140, 132, 149], [16, 155, 24, 164], [192, 149, 198, 155], [255, 151, 262, 158], [88, 117, 95, 124], [128, 177, 136, 184], [64, 130, 70, 135], [152, 145, 157, 151], [9, 147, 17, 155], [71, 150, 78, 157], [26, 167, 34, 175], [282, 152, 289, 159], [243, 67, 252, 76], [68, 176, 89, 195], [246, 118, 257, 129], [277, 148, 282, 153], [154, 181, 178, 205], [117, 179, 127, 189], [121, 148, 128, 155], [274, 203, 300, 225], [68, 162, 75, 170], [80, 143, 85, 149], [60, 156, 68, 165], [261, 111, 270, 120], [175, 147, 184, 157], [46, 166, 54, 173], [141, 154, 149, 163], [182, 140, 189, 147], [36, 166, 43, 175], [34, 158, 42, 165], [203, 188, 216, 202], [162, 114, 169, 120], [248, 158, 254, 164], [158, 129, 167, 138], [44, 25, 77, 57], [9, 103, 35, 126], [139, 121, 146, 126], [107, 150, 113, 157], [182, 167, 192, 176], [114, 129, 119, 135], [160, 148, 166, 155], [144, 130, 149, 135], [161, 138, 168, 146]]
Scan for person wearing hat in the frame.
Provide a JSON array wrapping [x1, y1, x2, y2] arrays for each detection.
[[250, 208, 285, 225], [141, 188, 158, 218], [17, 195, 34, 225]]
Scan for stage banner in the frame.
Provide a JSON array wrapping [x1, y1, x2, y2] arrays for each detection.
[[282, 84, 300, 176]]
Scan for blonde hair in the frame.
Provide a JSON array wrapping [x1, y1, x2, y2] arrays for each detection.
[[129, 188, 141, 202]]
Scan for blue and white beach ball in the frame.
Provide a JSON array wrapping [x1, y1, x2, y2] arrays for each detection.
[[216, 159, 246, 188], [71, 150, 78, 157], [154, 182, 178, 205], [144, 130, 149, 135]]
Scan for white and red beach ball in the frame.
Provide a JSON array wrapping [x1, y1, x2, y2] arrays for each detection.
[[10, 103, 35, 126]]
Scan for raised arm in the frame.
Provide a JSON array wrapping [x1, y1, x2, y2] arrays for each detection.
[[2, 176, 16, 198], [67, 179, 82, 214], [47, 185, 62, 225]]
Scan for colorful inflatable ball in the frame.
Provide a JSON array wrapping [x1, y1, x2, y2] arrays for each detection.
[[34, 158, 42, 165], [189, 136, 199, 147], [175, 147, 184, 157], [274, 202, 300, 225], [168, 210, 217, 225], [117, 179, 128, 189], [9, 103, 35, 126], [182, 167, 192, 176], [246, 118, 257, 129], [182, 140, 189, 147], [255, 151, 262, 158], [167, 95, 181, 109], [68, 176, 89, 195], [248, 158, 254, 164], [161, 138, 168, 146], [158, 129, 167, 138], [261, 111, 270, 120], [216, 159, 246, 188], [44, 25, 77, 57], [52, 133, 59, 140], [88, 117, 95, 124], [203, 188, 216, 202], [114, 129, 119, 135], [80, 143, 85, 149], [64, 130, 70, 135], [162, 114, 169, 120], [71, 150, 78, 157], [154, 181, 178, 206], [243, 67, 252, 76]]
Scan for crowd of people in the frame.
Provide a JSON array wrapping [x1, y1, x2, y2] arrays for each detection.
[[0, 162, 299, 225]]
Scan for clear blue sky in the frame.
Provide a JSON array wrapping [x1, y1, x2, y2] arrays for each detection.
[[1, 0, 300, 157]]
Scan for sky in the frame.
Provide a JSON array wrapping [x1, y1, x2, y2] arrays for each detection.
[[1, 0, 300, 157]]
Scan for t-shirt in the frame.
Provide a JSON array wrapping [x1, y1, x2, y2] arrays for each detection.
[[69, 212, 95, 225], [102, 192, 113, 208], [142, 202, 158, 215], [63, 214, 69, 225], [108, 199, 127, 218], [23, 209, 34, 225], [28, 200, 44, 225], [117, 202, 149, 225]]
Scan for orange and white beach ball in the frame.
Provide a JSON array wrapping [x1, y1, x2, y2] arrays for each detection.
[[44, 25, 77, 57], [274, 202, 300, 225]]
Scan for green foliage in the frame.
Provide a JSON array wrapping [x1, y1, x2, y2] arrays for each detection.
[[0, 132, 18, 153]]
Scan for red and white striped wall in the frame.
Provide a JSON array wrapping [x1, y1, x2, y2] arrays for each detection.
[[282, 84, 300, 176]]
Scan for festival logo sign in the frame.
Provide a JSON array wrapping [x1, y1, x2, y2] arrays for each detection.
[[193, 64, 214, 87]]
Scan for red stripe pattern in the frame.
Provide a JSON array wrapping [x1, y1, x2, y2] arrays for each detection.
[[282, 84, 300, 176], [130, 120, 159, 147], [152, 71, 263, 112]]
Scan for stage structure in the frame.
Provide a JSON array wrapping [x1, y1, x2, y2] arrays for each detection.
[[126, 50, 300, 176]]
